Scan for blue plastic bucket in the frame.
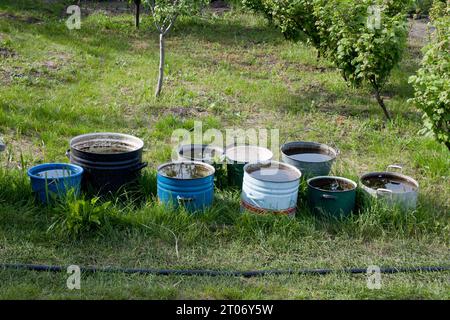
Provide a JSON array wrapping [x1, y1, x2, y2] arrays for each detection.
[[27, 163, 84, 203], [157, 161, 215, 213]]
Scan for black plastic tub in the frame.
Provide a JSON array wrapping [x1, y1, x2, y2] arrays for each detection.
[[67, 133, 147, 194]]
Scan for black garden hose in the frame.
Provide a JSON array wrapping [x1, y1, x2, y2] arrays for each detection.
[[1, 263, 449, 278]]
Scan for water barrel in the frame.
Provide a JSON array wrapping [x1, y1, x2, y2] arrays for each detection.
[[225, 145, 273, 188], [360, 165, 419, 210], [307, 176, 357, 218], [241, 161, 301, 216], [68, 133, 147, 194], [177, 144, 223, 164], [281, 141, 338, 178], [157, 161, 215, 213]]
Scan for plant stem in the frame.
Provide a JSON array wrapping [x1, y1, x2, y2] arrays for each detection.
[[155, 33, 165, 97], [374, 88, 391, 121], [134, 0, 141, 29], [370, 77, 391, 121]]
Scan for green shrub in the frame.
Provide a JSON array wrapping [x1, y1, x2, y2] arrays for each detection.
[[265, 1, 318, 44], [429, 0, 448, 19], [314, 0, 410, 119], [241, 0, 273, 21], [409, 4, 450, 150], [243, 0, 321, 53], [409, 0, 437, 15]]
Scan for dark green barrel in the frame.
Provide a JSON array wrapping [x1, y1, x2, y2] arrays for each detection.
[[307, 176, 357, 218]]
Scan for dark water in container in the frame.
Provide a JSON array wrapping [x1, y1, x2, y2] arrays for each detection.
[[77, 142, 134, 154], [288, 153, 333, 162], [160, 163, 211, 179], [249, 166, 300, 182], [363, 176, 416, 193], [37, 169, 72, 179], [180, 146, 220, 161], [310, 178, 354, 191]]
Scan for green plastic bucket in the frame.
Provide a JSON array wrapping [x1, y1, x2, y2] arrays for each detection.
[[307, 176, 357, 218], [225, 145, 273, 188]]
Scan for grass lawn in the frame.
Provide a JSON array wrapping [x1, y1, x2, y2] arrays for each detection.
[[0, 0, 449, 299]]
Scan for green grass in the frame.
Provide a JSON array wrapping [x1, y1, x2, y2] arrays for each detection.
[[0, 0, 449, 299]]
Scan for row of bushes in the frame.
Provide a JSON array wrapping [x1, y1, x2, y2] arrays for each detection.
[[409, 2, 449, 150], [243, 0, 449, 150]]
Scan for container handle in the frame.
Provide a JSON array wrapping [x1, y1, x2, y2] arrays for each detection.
[[65, 149, 71, 159], [387, 165, 403, 173], [321, 194, 337, 200], [130, 162, 148, 172], [177, 196, 194, 205], [376, 188, 393, 198]]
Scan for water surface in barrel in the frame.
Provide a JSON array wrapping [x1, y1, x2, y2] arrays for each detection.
[[160, 163, 211, 179], [37, 169, 72, 179], [285, 147, 333, 162], [310, 178, 354, 191], [180, 146, 219, 161], [288, 153, 333, 162], [363, 176, 416, 193], [249, 166, 300, 182], [76, 142, 135, 154]]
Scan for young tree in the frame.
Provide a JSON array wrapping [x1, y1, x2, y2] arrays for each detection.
[[144, 0, 207, 97], [314, 0, 410, 120]]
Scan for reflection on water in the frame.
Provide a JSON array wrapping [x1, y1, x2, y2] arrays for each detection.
[[37, 169, 72, 179], [160, 163, 211, 179]]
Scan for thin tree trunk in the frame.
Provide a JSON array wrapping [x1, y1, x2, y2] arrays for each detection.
[[155, 33, 165, 97], [374, 87, 391, 121], [134, 0, 141, 29], [370, 76, 391, 121]]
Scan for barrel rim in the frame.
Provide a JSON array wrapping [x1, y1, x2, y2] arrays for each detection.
[[224, 145, 273, 163], [243, 160, 302, 183], [360, 171, 419, 193], [69, 132, 144, 153], [27, 163, 84, 180], [307, 175, 357, 193], [281, 141, 338, 162], [157, 161, 216, 180]]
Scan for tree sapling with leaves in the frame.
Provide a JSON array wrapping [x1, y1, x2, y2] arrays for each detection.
[[314, 0, 410, 120], [144, 0, 207, 97]]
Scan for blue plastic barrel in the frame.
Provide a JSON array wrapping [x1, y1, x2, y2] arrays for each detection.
[[157, 161, 215, 213], [27, 163, 84, 203]]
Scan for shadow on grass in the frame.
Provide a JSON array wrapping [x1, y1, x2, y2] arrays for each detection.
[[172, 15, 282, 47], [277, 78, 422, 122]]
